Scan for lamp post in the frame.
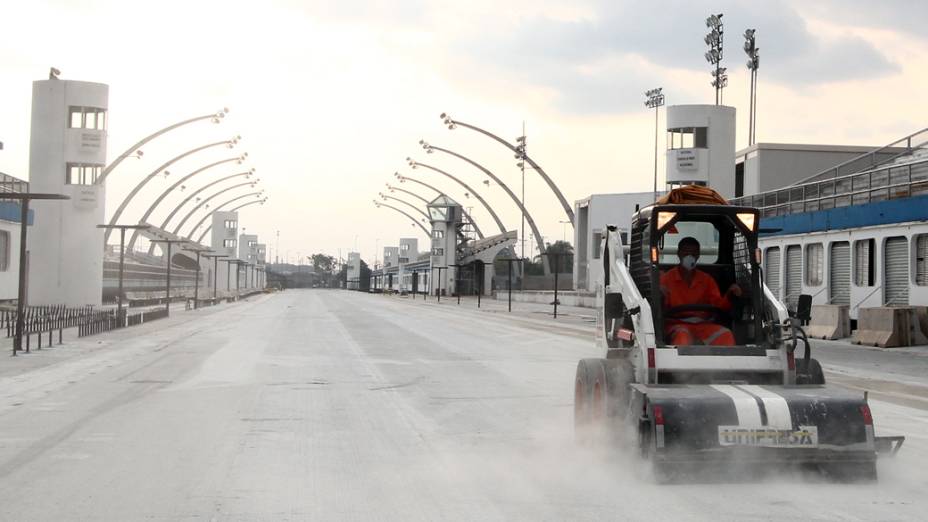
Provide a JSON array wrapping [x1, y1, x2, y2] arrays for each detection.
[[645, 88, 666, 201], [744, 29, 760, 146], [97, 224, 150, 322], [439, 113, 574, 223], [103, 137, 240, 246], [412, 146, 550, 270], [704, 13, 726, 105], [127, 154, 248, 251], [3, 193, 70, 355], [148, 239, 187, 316], [96, 108, 229, 186]]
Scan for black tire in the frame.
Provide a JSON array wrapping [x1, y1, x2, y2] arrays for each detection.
[[603, 358, 635, 422], [798, 357, 826, 385], [575, 358, 607, 445]]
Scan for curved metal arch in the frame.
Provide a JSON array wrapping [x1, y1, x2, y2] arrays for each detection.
[[97, 108, 228, 186], [392, 174, 485, 239], [104, 139, 237, 246], [380, 194, 429, 221], [385, 184, 429, 205], [421, 144, 548, 265], [440, 116, 574, 223], [195, 198, 267, 244], [374, 201, 430, 236], [185, 191, 263, 240], [408, 159, 506, 235], [157, 171, 252, 232], [171, 180, 257, 235], [127, 156, 244, 251]]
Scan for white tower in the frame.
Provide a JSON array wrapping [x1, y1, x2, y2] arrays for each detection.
[[27, 78, 109, 306], [665, 104, 736, 198], [427, 195, 461, 295]]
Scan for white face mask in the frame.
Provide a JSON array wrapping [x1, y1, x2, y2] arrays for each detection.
[[681, 255, 697, 271]]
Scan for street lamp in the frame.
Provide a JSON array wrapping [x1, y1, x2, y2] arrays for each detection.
[[744, 28, 760, 146], [156, 169, 254, 233], [103, 137, 241, 246], [127, 154, 249, 251], [438, 112, 574, 224], [373, 200, 430, 235], [96, 108, 229, 186], [645, 87, 666, 201], [184, 191, 264, 240], [97, 224, 150, 322], [413, 144, 550, 273], [408, 153, 501, 236], [704, 13, 726, 104]]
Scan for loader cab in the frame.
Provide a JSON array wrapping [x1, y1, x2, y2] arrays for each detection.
[[630, 204, 766, 349]]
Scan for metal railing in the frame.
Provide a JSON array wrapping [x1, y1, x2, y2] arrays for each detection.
[[732, 156, 928, 218], [0, 171, 28, 193], [793, 127, 928, 185]]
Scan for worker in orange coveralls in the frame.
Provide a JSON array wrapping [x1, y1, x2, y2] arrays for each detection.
[[660, 237, 742, 346]]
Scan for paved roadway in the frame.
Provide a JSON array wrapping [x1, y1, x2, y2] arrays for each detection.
[[0, 290, 925, 521]]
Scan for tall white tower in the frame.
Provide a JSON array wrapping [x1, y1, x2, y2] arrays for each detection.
[[665, 104, 736, 198], [27, 78, 109, 306], [427, 195, 461, 295]]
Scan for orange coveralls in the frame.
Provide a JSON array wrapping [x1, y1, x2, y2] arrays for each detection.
[[660, 266, 735, 346]]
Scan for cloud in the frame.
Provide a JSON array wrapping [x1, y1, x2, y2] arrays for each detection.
[[457, 0, 899, 114]]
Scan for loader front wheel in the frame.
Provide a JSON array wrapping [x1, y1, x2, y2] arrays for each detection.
[[575, 359, 608, 444]]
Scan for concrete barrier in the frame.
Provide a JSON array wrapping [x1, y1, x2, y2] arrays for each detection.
[[853, 306, 925, 347], [806, 305, 850, 340]]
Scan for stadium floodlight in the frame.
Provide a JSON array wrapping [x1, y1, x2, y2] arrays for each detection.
[[743, 28, 760, 145], [704, 12, 725, 104]]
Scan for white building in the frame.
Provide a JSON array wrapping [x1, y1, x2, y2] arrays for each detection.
[[211, 210, 237, 293], [382, 246, 399, 268], [27, 78, 109, 306], [573, 192, 655, 292]]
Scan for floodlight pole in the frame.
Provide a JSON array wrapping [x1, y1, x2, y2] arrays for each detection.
[[5, 193, 70, 355], [645, 88, 665, 201], [97, 224, 150, 322]]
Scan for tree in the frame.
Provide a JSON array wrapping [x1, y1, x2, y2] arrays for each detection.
[[545, 240, 574, 273]]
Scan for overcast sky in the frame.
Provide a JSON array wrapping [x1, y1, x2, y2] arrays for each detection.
[[0, 0, 924, 264]]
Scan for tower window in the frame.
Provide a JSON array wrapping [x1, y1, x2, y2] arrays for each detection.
[[66, 163, 103, 185], [68, 106, 107, 130]]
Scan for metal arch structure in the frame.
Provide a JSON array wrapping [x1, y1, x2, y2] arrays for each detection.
[[195, 198, 267, 244], [407, 158, 506, 235], [379, 193, 430, 221], [439, 114, 574, 224], [170, 181, 258, 235], [385, 183, 429, 204], [420, 143, 548, 265], [374, 201, 430, 236], [156, 171, 252, 233], [127, 156, 246, 252], [97, 108, 229, 186], [103, 138, 239, 246], [185, 191, 264, 241], [392, 173, 485, 240]]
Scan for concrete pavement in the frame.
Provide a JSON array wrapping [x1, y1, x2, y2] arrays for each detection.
[[0, 290, 924, 521]]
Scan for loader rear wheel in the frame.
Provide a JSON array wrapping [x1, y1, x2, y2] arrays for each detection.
[[575, 359, 608, 444]]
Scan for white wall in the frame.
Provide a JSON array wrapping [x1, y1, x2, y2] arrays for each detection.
[[27, 79, 109, 307], [0, 217, 23, 301]]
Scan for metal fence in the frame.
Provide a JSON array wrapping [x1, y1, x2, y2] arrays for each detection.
[[78, 307, 169, 337], [731, 156, 928, 218]]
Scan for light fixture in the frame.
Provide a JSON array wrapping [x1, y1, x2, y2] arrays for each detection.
[[736, 212, 756, 231], [704, 13, 725, 104], [656, 211, 676, 231]]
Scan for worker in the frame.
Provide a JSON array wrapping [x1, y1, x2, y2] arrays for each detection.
[[660, 236, 741, 346]]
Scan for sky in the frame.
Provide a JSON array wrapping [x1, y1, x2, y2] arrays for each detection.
[[0, 0, 926, 265]]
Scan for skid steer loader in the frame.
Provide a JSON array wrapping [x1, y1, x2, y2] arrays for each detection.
[[574, 190, 904, 482]]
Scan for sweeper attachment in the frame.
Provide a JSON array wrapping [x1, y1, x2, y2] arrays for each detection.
[[574, 189, 904, 482]]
